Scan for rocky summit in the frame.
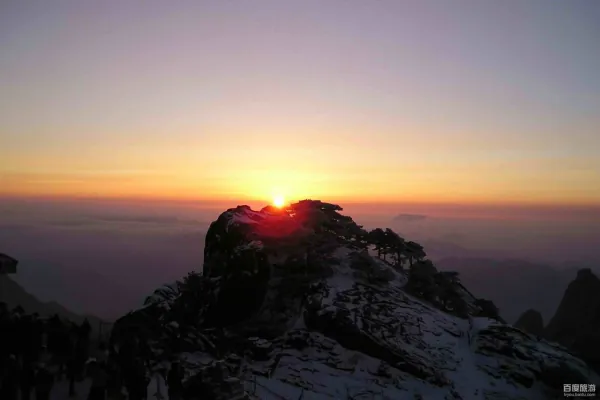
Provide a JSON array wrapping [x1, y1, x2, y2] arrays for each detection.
[[111, 200, 600, 399], [514, 310, 544, 337], [545, 268, 600, 372]]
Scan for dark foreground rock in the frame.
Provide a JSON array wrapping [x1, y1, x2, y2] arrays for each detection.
[[111, 200, 600, 399]]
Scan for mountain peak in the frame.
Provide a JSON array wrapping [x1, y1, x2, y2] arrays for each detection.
[[545, 268, 600, 371], [111, 200, 600, 399], [514, 309, 544, 336], [576, 267, 598, 281]]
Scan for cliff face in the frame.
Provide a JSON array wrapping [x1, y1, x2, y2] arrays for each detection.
[[545, 268, 600, 370], [111, 201, 600, 399], [514, 309, 544, 336]]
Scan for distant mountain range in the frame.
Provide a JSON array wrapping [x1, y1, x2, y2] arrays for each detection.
[[11, 257, 140, 320], [2, 230, 208, 320], [435, 256, 593, 323], [0, 273, 106, 334], [515, 268, 600, 372]]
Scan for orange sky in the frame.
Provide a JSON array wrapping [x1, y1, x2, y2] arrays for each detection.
[[1, 2, 599, 207], [3, 142, 599, 206]]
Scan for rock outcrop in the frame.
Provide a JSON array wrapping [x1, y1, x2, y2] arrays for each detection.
[[545, 268, 600, 371], [111, 201, 600, 399], [514, 309, 544, 336], [0, 252, 18, 274]]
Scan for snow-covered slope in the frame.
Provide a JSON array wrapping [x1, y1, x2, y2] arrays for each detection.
[[111, 201, 599, 400]]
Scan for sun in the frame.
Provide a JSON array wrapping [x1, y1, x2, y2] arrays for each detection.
[[273, 195, 285, 208]]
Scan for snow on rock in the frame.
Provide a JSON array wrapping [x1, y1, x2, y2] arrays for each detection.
[[112, 200, 600, 400]]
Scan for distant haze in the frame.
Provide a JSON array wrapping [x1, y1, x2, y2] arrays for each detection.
[[0, 198, 598, 320]]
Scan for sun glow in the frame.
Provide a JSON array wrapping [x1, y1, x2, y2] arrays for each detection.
[[273, 195, 285, 208]]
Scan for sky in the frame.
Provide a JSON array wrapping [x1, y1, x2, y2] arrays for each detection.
[[1, 0, 599, 207]]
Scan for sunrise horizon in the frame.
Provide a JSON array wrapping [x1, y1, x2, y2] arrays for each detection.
[[2, 192, 599, 224], [2, 0, 599, 219]]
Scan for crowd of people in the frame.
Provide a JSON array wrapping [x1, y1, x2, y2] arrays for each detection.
[[0, 304, 186, 400]]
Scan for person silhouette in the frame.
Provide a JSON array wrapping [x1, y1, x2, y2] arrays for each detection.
[[0, 355, 19, 400], [19, 360, 36, 400], [87, 360, 109, 400], [34, 362, 54, 400], [166, 361, 184, 400]]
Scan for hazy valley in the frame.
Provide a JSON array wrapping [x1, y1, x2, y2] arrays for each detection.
[[1, 198, 598, 323]]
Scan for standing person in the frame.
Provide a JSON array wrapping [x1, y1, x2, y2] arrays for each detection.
[[166, 362, 184, 400], [125, 360, 148, 400], [0, 355, 19, 400], [66, 354, 78, 397], [96, 343, 109, 367], [105, 360, 124, 400], [34, 363, 54, 400], [19, 361, 36, 400], [66, 325, 79, 397], [87, 361, 108, 400]]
